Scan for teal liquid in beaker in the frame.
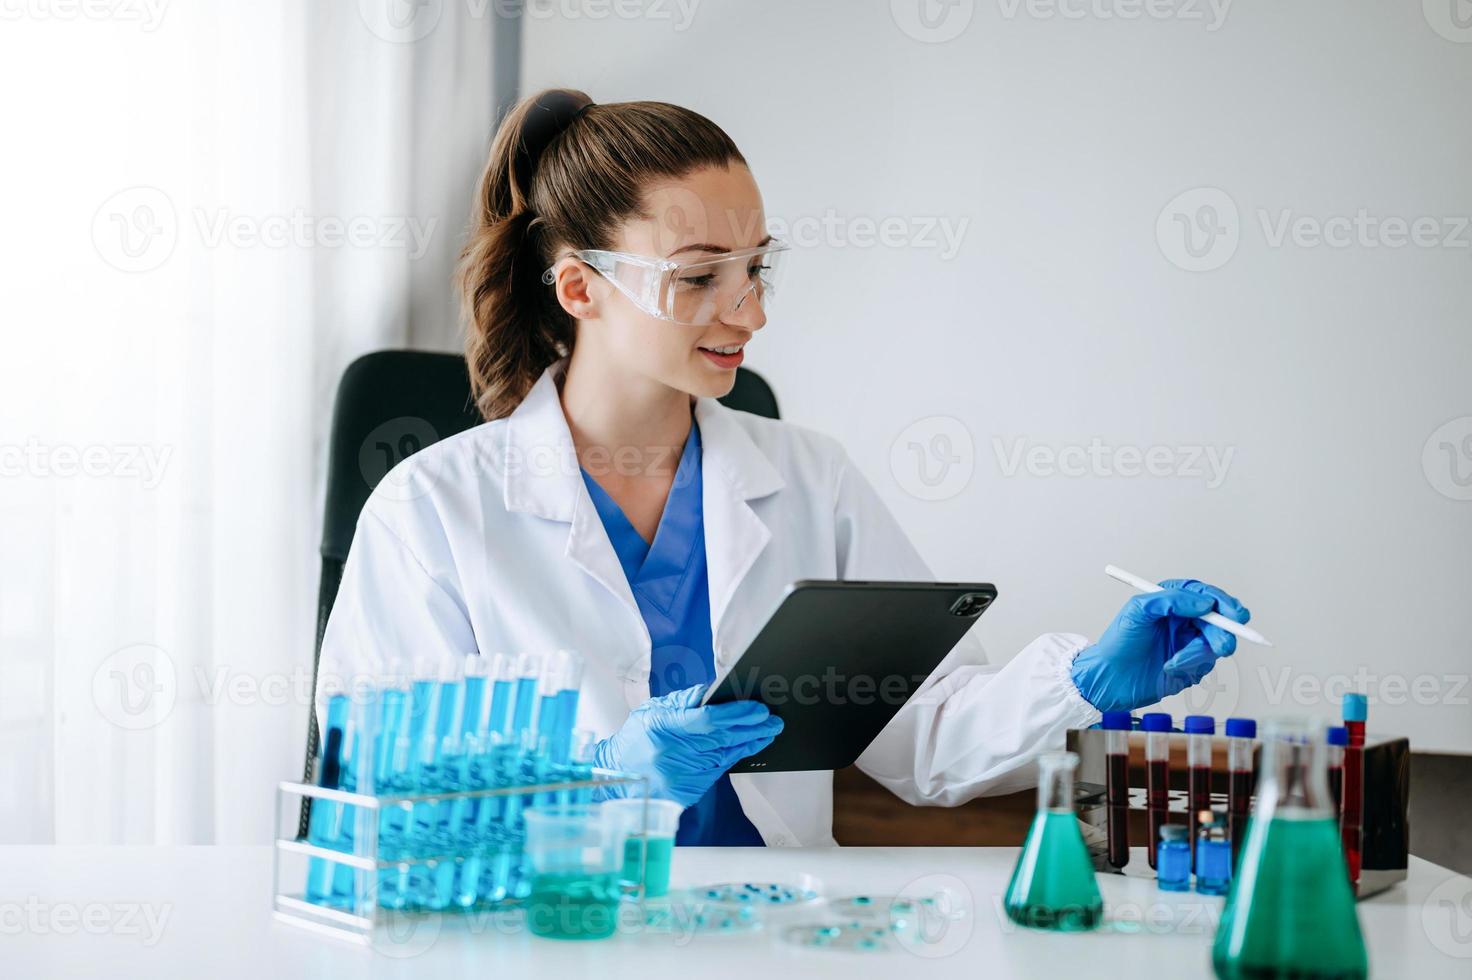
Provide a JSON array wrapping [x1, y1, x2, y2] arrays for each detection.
[[1212, 721, 1366, 980], [526, 871, 621, 940], [622, 834, 676, 898], [1003, 752, 1103, 932]]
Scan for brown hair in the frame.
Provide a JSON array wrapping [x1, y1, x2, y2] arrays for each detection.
[[457, 88, 747, 420]]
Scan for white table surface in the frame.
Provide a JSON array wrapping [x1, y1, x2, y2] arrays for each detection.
[[5, 845, 1470, 978]]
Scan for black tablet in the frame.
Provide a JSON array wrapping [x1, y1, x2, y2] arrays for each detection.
[[703, 579, 997, 773]]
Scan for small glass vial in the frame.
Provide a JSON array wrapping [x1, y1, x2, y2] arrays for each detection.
[[1195, 809, 1233, 896], [1156, 824, 1191, 892]]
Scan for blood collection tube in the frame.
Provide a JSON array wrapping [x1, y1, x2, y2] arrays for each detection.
[[1141, 711, 1172, 870], [1326, 726, 1347, 813], [1184, 715, 1215, 870], [1340, 694, 1367, 886], [1224, 717, 1256, 865], [1101, 710, 1132, 869]]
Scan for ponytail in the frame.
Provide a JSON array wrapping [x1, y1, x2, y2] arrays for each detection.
[[457, 88, 746, 420]]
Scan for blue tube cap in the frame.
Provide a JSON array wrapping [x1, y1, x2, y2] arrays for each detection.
[[1183, 715, 1215, 735], [1327, 726, 1348, 747], [1224, 718, 1256, 739], [1100, 711, 1133, 731], [1343, 693, 1368, 723], [1140, 712, 1172, 733]]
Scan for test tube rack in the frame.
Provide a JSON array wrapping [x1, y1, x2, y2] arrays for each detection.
[[1066, 727, 1409, 899], [272, 768, 648, 944]]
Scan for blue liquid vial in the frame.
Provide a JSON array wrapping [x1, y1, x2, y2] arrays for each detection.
[[1156, 824, 1191, 892], [1195, 809, 1232, 896]]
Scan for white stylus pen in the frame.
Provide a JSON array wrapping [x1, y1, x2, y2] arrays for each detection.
[[1105, 564, 1274, 647]]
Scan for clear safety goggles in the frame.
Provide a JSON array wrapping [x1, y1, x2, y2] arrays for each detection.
[[541, 239, 790, 326]]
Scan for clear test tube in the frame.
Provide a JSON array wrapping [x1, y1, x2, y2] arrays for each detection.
[[306, 694, 350, 904], [1184, 714, 1216, 870], [554, 649, 584, 752], [1100, 710, 1132, 870], [1326, 726, 1347, 813], [1224, 717, 1257, 865], [1141, 712, 1172, 870]]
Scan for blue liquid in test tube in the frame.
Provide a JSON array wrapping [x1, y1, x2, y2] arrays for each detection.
[[330, 689, 379, 909], [306, 695, 350, 905], [510, 651, 542, 745], [372, 682, 411, 909]]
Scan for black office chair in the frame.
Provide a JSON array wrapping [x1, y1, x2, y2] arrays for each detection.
[[299, 350, 779, 832]]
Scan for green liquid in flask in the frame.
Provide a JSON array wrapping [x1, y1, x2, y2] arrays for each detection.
[[1005, 753, 1103, 932], [1212, 814, 1366, 980]]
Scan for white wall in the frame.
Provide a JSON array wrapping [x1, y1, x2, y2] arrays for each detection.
[[523, 0, 1472, 753]]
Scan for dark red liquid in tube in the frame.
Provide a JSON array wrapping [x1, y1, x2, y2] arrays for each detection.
[[1228, 768, 1253, 863], [1189, 765, 1211, 869], [1106, 752, 1130, 869], [1342, 718, 1365, 885], [1146, 758, 1168, 870]]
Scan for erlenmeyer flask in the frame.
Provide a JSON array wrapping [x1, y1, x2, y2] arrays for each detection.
[[1212, 717, 1367, 979], [1004, 751, 1103, 931]]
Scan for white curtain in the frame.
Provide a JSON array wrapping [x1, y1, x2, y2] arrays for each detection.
[[0, 2, 498, 843]]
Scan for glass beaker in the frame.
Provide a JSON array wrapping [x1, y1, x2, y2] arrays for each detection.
[[1003, 751, 1103, 931], [605, 798, 684, 898], [1211, 718, 1367, 980], [522, 802, 621, 940]]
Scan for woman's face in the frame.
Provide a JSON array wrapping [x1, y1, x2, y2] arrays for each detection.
[[564, 163, 773, 400]]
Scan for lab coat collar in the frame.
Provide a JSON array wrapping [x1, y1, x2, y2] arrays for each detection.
[[502, 359, 787, 649], [502, 358, 787, 519]]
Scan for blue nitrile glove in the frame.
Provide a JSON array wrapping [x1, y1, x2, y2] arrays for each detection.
[[593, 685, 783, 806], [1070, 578, 1251, 713]]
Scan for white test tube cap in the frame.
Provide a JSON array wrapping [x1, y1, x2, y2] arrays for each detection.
[[463, 651, 492, 678]]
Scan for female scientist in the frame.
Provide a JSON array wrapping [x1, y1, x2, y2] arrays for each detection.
[[315, 89, 1251, 847]]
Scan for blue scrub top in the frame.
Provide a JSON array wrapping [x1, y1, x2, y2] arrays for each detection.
[[580, 420, 764, 846]]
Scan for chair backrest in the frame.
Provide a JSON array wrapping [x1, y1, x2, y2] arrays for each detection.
[[299, 350, 779, 828]]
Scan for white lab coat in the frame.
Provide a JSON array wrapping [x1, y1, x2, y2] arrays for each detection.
[[315, 359, 1101, 846]]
